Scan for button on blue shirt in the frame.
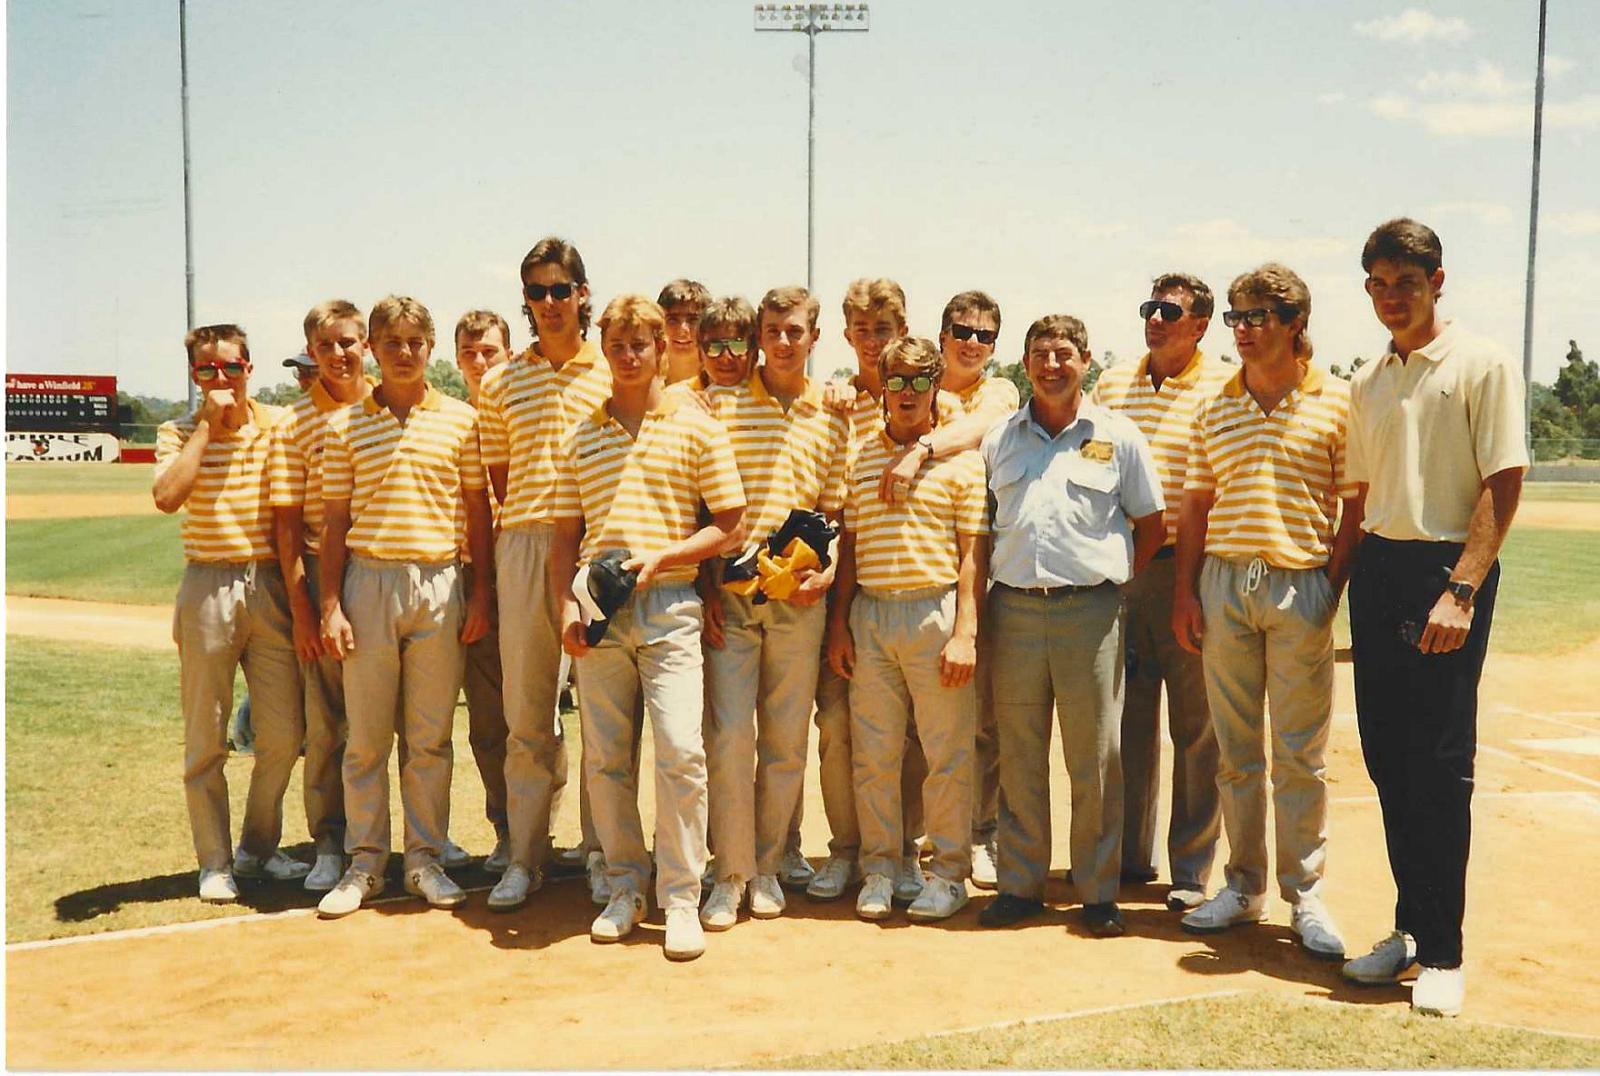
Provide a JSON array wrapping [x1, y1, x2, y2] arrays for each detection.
[[980, 400, 1164, 588]]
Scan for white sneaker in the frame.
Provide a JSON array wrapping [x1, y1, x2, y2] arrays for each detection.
[[303, 853, 344, 892], [749, 874, 786, 919], [779, 848, 816, 889], [1290, 896, 1346, 960], [1166, 886, 1206, 912], [198, 868, 238, 904], [405, 863, 466, 908], [317, 868, 383, 918], [664, 907, 706, 961], [1344, 931, 1420, 985], [894, 855, 926, 904], [232, 849, 311, 881], [590, 889, 646, 943], [587, 851, 612, 907], [806, 856, 859, 901], [1180, 886, 1266, 934], [1412, 965, 1464, 1017], [488, 864, 539, 911], [700, 880, 745, 931], [907, 876, 969, 921], [969, 840, 998, 891], [439, 839, 472, 870], [484, 836, 511, 874], [856, 873, 895, 921]]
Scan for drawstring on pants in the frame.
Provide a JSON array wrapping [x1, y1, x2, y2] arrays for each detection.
[[1242, 556, 1268, 596]]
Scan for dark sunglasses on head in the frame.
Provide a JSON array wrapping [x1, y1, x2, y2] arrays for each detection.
[[1222, 304, 1299, 329], [884, 374, 934, 393], [1139, 300, 1185, 322], [523, 282, 576, 302], [949, 323, 998, 345], [704, 338, 750, 358], [193, 362, 248, 381]]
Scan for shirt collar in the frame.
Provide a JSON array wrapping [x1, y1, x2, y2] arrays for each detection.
[[1219, 363, 1327, 400], [1014, 398, 1099, 441], [363, 384, 443, 416], [750, 367, 824, 411], [590, 390, 683, 426], [524, 338, 601, 372], [309, 377, 370, 413], [188, 398, 272, 439], [1383, 319, 1457, 366], [1136, 348, 1208, 388]]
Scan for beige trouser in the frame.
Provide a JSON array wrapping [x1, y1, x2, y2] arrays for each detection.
[[847, 586, 974, 883], [301, 553, 346, 856], [341, 555, 463, 876], [1198, 554, 1335, 902], [577, 583, 709, 911], [1121, 554, 1220, 889], [992, 582, 1125, 906], [705, 593, 826, 881], [462, 560, 512, 834], [174, 560, 304, 871], [495, 524, 572, 869]]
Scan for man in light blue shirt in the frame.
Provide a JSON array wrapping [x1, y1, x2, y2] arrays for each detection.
[[977, 314, 1164, 938]]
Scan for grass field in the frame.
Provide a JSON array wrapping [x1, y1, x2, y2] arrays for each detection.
[[765, 993, 1600, 1069], [5, 514, 184, 605]]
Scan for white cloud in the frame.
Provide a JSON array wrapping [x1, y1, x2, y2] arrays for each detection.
[[1546, 54, 1574, 79], [1427, 201, 1514, 226], [1354, 9, 1473, 44], [1365, 92, 1600, 137], [1160, 219, 1348, 268], [1549, 211, 1600, 237], [1413, 60, 1524, 99]]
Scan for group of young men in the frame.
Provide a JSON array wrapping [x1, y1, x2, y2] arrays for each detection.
[[155, 218, 1524, 1014]]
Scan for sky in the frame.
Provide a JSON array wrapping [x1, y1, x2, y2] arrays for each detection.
[[6, 0, 1598, 402]]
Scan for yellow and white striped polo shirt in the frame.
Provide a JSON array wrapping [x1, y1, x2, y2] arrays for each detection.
[[322, 385, 485, 564], [845, 431, 989, 593], [843, 378, 964, 465], [709, 370, 850, 541], [951, 374, 1021, 427], [1184, 365, 1355, 570], [155, 400, 291, 564], [477, 341, 611, 530], [552, 393, 746, 585], [267, 379, 372, 555], [1092, 349, 1233, 547]]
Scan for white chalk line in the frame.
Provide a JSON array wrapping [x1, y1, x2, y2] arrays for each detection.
[[1478, 742, 1600, 791], [1500, 708, 1600, 735]]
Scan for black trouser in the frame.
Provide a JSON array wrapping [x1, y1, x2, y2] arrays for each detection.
[[1348, 535, 1500, 969]]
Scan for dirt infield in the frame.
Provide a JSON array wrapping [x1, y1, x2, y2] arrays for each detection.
[[5, 595, 171, 647], [7, 636, 1599, 1069], [5, 491, 159, 520]]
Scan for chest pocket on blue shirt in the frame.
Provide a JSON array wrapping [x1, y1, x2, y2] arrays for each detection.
[[1061, 455, 1120, 530], [989, 455, 1031, 529]]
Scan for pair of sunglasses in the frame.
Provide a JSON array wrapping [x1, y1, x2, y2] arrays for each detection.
[[193, 362, 247, 381], [523, 282, 577, 302], [1222, 304, 1300, 328], [1139, 300, 1185, 322], [949, 323, 997, 345], [884, 374, 934, 393], [704, 338, 750, 358]]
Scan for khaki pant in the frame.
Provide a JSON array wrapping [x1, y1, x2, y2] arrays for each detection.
[[1198, 555, 1335, 902], [815, 656, 926, 861], [301, 553, 346, 856], [992, 582, 1125, 905], [847, 587, 974, 883], [341, 556, 463, 876], [462, 561, 512, 834], [577, 583, 708, 911], [495, 524, 571, 869], [705, 593, 826, 881], [1121, 554, 1220, 889], [174, 560, 304, 871]]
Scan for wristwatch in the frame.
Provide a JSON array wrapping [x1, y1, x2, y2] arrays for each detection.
[[1444, 579, 1476, 604], [916, 435, 935, 457]]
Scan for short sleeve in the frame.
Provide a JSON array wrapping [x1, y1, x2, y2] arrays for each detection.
[[1182, 407, 1216, 494], [477, 366, 510, 467], [1118, 425, 1166, 520], [268, 413, 307, 508], [695, 418, 747, 515], [551, 430, 584, 521], [153, 421, 184, 482], [952, 453, 990, 536], [817, 414, 850, 514], [458, 414, 486, 491], [1471, 351, 1531, 478]]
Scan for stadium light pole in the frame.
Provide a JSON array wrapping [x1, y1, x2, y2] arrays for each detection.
[[753, 3, 870, 302], [1520, 0, 1548, 460], [179, 0, 198, 410]]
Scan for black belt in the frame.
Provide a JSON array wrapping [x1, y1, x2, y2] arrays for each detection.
[[1153, 545, 1176, 561], [995, 580, 1111, 599]]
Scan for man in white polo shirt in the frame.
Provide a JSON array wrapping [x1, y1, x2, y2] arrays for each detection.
[[1341, 218, 1527, 1018]]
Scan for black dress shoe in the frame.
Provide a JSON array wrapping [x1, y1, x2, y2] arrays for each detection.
[[1083, 902, 1126, 937], [978, 892, 1044, 928], [1120, 867, 1158, 884]]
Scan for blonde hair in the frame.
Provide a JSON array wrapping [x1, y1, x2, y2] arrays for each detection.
[[877, 335, 945, 383], [1228, 262, 1313, 360], [841, 277, 907, 329], [759, 285, 821, 331], [597, 294, 667, 343], [454, 309, 511, 350], [369, 295, 435, 344], [658, 278, 712, 312], [699, 295, 758, 353], [303, 299, 366, 344]]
